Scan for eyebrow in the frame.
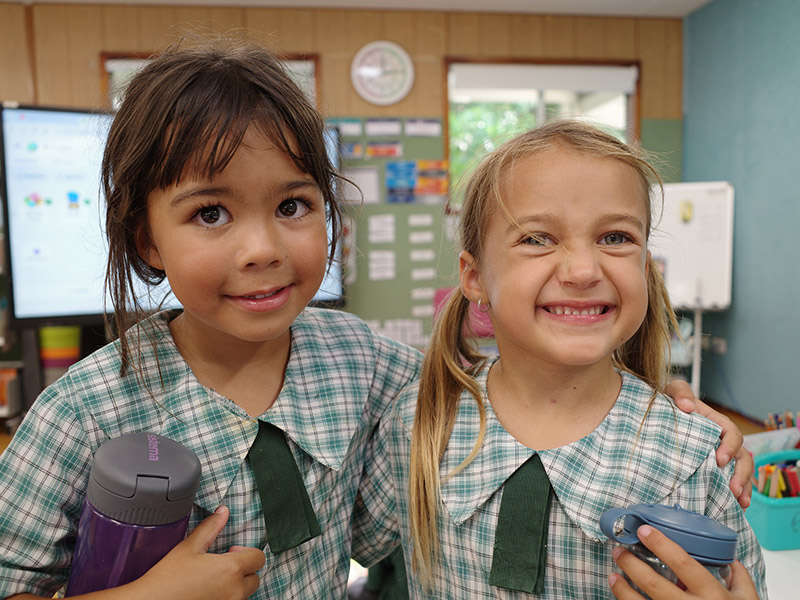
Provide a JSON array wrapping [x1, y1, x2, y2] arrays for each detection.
[[507, 212, 647, 233], [168, 178, 320, 207]]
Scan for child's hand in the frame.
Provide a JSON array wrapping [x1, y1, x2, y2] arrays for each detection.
[[131, 506, 265, 600], [664, 379, 754, 509], [609, 525, 759, 600]]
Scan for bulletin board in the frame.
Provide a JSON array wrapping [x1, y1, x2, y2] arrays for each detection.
[[648, 181, 734, 310], [330, 116, 459, 350]]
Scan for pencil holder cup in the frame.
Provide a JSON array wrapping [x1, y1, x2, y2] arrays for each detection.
[[746, 449, 800, 550], [600, 503, 737, 598], [65, 433, 201, 596]]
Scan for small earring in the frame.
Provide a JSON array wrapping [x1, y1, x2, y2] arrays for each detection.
[[478, 299, 490, 313]]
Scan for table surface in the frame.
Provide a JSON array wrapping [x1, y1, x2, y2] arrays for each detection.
[[762, 547, 800, 599]]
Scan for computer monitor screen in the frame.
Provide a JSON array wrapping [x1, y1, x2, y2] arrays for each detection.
[[0, 104, 344, 326], [315, 125, 344, 304]]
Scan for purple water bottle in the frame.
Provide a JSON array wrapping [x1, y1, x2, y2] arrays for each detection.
[[65, 432, 201, 596]]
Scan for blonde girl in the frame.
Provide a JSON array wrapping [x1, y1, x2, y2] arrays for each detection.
[[357, 121, 766, 598]]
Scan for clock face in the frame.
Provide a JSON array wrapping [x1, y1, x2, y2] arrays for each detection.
[[351, 41, 415, 106]]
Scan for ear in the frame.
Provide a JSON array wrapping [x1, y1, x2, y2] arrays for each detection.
[[459, 250, 484, 305], [135, 224, 164, 271]]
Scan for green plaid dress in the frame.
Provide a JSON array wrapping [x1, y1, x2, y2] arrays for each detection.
[[0, 308, 421, 598], [355, 358, 768, 599]]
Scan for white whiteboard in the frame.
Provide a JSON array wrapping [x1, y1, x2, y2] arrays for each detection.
[[648, 181, 734, 310]]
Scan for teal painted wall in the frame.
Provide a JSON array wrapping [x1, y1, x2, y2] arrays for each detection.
[[684, 0, 800, 417]]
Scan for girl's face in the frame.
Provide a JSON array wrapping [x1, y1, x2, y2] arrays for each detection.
[[460, 146, 650, 371], [141, 126, 328, 352]]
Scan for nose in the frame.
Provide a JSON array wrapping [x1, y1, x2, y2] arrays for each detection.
[[236, 219, 284, 269], [557, 244, 601, 289]]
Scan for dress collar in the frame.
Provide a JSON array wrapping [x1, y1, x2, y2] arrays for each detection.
[[436, 361, 721, 541], [129, 310, 363, 513]]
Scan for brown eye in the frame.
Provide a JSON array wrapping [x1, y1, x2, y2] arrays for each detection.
[[193, 205, 231, 227], [277, 198, 310, 219]]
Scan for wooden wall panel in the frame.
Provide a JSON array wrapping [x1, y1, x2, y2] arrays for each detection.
[[0, 4, 34, 103], [663, 20, 683, 120], [245, 9, 316, 54], [509, 16, 545, 58], [65, 5, 105, 109], [410, 12, 447, 56], [637, 18, 681, 119], [575, 18, 605, 58], [380, 10, 416, 50], [477, 15, 512, 58], [32, 5, 72, 106], [137, 7, 180, 52], [312, 9, 351, 54], [601, 18, 637, 60], [172, 6, 244, 33], [345, 10, 384, 51], [3, 3, 681, 119], [102, 6, 145, 53], [446, 14, 481, 56], [541, 16, 576, 58]]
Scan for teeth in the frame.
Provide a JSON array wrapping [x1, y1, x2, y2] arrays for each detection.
[[548, 306, 603, 316], [244, 291, 277, 300]]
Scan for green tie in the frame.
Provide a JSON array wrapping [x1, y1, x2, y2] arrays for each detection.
[[489, 453, 553, 594], [248, 420, 322, 553]]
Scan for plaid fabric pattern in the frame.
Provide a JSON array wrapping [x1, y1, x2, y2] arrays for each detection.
[[0, 308, 421, 599], [357, 358, 768, 599]]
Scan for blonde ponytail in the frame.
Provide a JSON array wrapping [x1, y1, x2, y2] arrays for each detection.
[[409, 287, 487, 581]]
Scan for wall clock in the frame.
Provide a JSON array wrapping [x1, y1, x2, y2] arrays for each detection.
[[350, 41, 415, 106]]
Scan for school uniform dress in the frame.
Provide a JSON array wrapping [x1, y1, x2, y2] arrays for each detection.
[[355, 357, 768, 599], [0, 308, 421, 599]]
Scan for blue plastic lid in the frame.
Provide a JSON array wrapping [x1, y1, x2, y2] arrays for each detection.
[[599, 504, 737, 566]]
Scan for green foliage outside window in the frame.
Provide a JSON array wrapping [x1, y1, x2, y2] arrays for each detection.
[[448, 102, 538, 205], [448, 97, 627, 209]]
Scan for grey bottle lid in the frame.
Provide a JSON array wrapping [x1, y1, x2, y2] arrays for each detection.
[[599, 503, 738, 566], [87, 432, 201, 526]]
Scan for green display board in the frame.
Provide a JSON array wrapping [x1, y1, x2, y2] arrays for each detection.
[[330, 117, 459, 349]]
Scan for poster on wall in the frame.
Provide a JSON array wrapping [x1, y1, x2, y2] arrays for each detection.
[[386, 160, 448, 204]]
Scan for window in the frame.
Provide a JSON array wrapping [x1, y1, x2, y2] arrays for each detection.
[[104, 56, 150, 111], [447, 62, 639, 207], [102, 54, 319, 110]]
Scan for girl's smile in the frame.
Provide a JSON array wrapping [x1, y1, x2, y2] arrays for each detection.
[[226, 285, 294, 312], [539, 301, 613, 318]]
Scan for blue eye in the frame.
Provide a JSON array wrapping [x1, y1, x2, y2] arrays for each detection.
[[601, 232, 630, 245], [522, 233, 549, 246], [277, 198, 311, 219], [194, 205, 232, 227]]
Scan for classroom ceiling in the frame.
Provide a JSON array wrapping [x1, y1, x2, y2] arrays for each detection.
[[10, 0, 715, 19]]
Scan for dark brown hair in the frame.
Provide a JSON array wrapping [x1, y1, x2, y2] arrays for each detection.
[[101, 37, 343, 375]]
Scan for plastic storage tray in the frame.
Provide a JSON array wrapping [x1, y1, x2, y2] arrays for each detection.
[[746, 449, 800, 551]]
